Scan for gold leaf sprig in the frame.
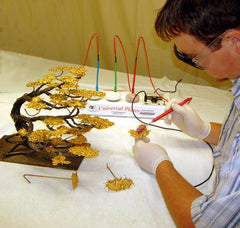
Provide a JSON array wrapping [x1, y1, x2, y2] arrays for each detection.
[[52, 154, 71, 166], [23, 172, 79, 190], [68, 145, 99, 157], [43, 117, 65, 126], [128, 124, 150, 139], [70, 67, 88, 77], [77, 114, 114, 129], [26, 97, 46, 109], [49, 66, 75, 72], [105, 164, 134, 191]]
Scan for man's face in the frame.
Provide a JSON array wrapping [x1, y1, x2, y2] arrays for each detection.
[[173, 32, 240, 81]]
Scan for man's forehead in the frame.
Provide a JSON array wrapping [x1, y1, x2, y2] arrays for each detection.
[[173, 33, 205, 56]]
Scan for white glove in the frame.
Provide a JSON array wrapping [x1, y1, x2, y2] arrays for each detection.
[[164, 99, 211, 139], [132, 140, 170, 174]]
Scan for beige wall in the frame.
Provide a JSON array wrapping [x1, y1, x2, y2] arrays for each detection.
[[0, 0, 232, 89]]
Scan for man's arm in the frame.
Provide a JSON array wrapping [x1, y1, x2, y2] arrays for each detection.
[[203, 122, 222, 145], [155, 161, 202, 228], [133, 141, 204, 227]]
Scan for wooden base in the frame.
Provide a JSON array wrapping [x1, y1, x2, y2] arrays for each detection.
[[0, 135, 83, 170]]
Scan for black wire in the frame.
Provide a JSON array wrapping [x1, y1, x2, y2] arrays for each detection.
[[194, 142, 215, 188], [131, 91, 215, 187], [155, 79, 182, 93]]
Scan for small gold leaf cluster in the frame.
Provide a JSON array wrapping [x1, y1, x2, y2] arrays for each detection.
[[26, 74, 56, 87], [71, 172, 79, 190], [105, 164, 134, 191], [68, 145, 99, 158], [68, 135, 87, 145], [52, 154, 71, 166], [59, 75, 78, 84], [63, 99, 87, 108], [43, 117, 64, 126], [26, 97, 46, 109], [28, 129, 52, 143], [26, 66, 87, 90], [77, 114, 114, 129], [49, 65, 87, 78], [18, 128, 28, 137], [68, 127, 92, 135], [49, 66, 74, 72], [128, 124, 150, 139], [70, 89, 105, 99], [105, 177, 134, 191], [70, 67, 88, 77]]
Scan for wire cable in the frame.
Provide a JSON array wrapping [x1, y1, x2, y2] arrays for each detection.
[[76, 33, 99, 91], [155, 79, 182, 93], [194, 143, 215, 188], [113, 35, 131, 92], [132, 37, 168, 102]]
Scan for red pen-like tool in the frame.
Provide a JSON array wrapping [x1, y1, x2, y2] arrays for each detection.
[[137, 97, 192, 133]]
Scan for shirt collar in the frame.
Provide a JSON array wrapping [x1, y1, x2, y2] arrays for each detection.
[[229, 78, 240, 109]]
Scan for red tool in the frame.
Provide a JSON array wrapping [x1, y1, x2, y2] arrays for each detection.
[[137, 97, 192, 133]]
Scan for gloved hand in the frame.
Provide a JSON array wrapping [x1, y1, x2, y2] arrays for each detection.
[[164, 99, 211, 139], [132, 140, 170, 174]]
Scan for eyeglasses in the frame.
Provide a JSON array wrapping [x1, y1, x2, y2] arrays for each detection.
[[174, 32, 226, 70]]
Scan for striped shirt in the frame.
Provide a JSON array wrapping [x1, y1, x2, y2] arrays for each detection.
[[191, 78, 240, 228]]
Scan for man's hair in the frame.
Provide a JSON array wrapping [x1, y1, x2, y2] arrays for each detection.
[[155, 0, 240, 45]]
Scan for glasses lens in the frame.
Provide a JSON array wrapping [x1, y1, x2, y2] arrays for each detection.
[[174, 45, 204, 70], [192, 50, 210, 70]]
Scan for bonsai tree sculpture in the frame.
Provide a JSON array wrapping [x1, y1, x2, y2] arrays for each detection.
[[4, 66, 114, 168]]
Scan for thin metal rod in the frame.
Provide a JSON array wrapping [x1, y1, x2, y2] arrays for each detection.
[[23, 174, 71, 184], [106, 164, 117, 179]]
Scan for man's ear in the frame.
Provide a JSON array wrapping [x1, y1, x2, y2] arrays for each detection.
[[224, 30, 240, 53]]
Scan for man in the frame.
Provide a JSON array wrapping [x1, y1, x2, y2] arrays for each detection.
[[133, 1, 240, 227]]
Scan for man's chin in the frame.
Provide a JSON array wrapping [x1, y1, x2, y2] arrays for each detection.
[[211, 77, 227, 82], [216, 78, 228, 82]]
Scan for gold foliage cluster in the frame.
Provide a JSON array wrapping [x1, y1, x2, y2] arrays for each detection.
[[26, 74, 56, 88], [52, 154, 71, 166], [68, 145, 99, 157], [77, 114, 114, 129], [128, 124, 150, 139], [105, 177, 134, 191], [71, 172, 79, 190], [105, 164, 134, 191]]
